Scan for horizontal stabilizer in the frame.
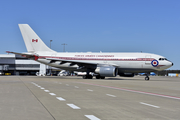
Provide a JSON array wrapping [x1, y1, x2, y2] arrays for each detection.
[[6, 51, 39, 61]]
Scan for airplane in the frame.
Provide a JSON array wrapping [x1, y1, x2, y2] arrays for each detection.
[[7, 24, 173, 80]]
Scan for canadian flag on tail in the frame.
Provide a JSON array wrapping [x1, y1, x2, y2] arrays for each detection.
[[32, 39, 38, 42]]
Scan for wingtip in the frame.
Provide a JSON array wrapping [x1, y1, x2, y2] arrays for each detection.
[[6, 51, 11, 53]]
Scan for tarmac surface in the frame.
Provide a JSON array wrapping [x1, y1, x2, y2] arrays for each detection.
[[0, 76, 180, 120]]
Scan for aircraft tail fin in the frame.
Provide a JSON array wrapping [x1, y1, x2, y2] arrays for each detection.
[[18, 24, 55, 53]]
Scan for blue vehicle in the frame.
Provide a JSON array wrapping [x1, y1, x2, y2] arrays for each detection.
[[138, 72, 156, 76]]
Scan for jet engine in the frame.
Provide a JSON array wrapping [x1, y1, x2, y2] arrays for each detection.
[[95, 66, 118, 77]]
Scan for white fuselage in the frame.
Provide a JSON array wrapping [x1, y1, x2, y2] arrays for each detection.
[[35, 52, 173, 73]]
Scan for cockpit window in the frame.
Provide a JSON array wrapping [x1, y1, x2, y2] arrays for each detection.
[[159, 58, 168, 61]]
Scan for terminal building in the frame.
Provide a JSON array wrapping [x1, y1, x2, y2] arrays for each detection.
[[0, 54, 58, 75]]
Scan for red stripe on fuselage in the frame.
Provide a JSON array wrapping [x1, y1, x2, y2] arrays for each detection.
[[38, 56, 155, 61]]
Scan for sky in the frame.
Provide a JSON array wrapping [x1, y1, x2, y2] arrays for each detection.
[[0, 0, 179, 70]]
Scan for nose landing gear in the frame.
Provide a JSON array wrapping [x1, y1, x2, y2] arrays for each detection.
[[145, 73, 150, 81], [145, 76, 149, 80]]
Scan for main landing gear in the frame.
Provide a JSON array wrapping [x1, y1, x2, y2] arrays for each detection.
[[82, 75, 105, 79], [83, 75, 93, 79], [82, 71, 105, 79], [82, 70, 93, 79], [96, 75, 105, 79]]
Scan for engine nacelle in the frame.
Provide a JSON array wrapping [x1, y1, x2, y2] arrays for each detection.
[[119, 73, 134, 77], [95, 66, 118, 77]]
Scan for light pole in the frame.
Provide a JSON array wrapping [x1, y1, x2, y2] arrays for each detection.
[[50, 40, 53, 48], [62, 43, 67, 52], [49, 40, 53, 76]]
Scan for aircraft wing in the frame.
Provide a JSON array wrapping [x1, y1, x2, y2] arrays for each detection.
[[6, 51, 39, 60], [7, 51, 118, 69], [46, 58, 97, 68], [46, 58, 118, 68]]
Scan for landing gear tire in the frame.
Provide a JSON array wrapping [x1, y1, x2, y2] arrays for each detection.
[[83, 75, 93, 79], [83, 75, 86, 79], [100, 76, 105, 79], [88, 75, 93, 79], [96, 75, 100, 79], [96, 75, 105, 79], [145, 76, 149, 81]]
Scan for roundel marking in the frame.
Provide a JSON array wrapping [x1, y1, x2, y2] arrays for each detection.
[[151, 60, 159, 67]]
